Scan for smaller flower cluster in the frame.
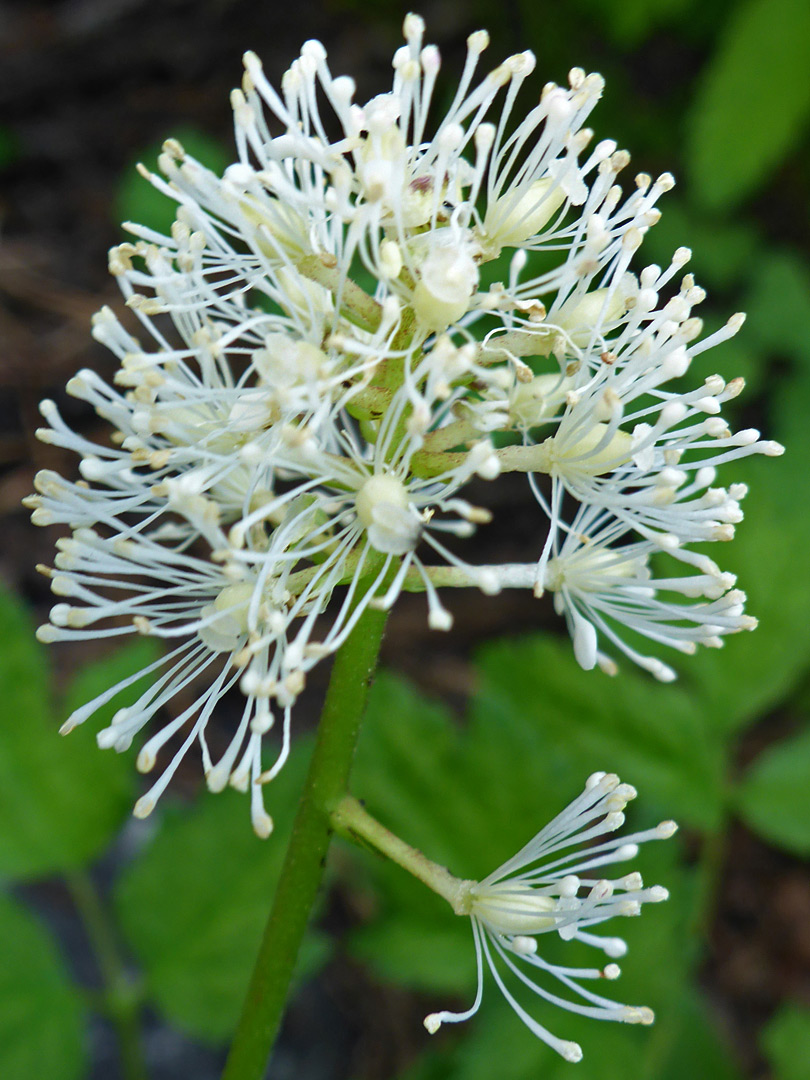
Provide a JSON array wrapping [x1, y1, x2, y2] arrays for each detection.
[[426, 772, 676, 1061]]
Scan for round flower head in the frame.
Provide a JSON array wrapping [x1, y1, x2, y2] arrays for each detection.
[[425, 773, 677, 1061], [28, 14, 781, 829]]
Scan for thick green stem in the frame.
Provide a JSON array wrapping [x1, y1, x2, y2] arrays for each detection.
[[221, 601, 390, 1080], [65, 870, 146, 1080], [331, 795, 472, 914]]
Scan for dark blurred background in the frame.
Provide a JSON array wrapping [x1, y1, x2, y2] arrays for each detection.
[[1, 1, 810, 1079]]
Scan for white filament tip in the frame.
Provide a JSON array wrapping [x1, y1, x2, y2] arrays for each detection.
[[423, 1013, 442, 1035], [133, 795, 156, 820], [560, 1041, 583, 1063]]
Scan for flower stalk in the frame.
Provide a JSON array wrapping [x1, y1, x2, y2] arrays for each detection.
[[66, 870, 146, 1080], [221, 593, 390, 1080], [331, 794, 473, 913]]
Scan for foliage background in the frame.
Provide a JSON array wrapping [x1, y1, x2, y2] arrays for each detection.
[[1, 0, 809, 1077]]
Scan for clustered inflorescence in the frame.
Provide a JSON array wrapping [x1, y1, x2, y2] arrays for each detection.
[[431, 771, 677, 1061], [28, 15, 781, 836]]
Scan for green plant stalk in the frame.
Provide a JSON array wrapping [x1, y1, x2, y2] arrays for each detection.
[[65, 869, 146, 1080], [221, 598, 390, 1080], [331, 794, 473, 913], [692, 785, 734, 939]]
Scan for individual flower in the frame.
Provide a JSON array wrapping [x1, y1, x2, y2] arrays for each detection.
[[424, 772, 676, 1061], [539, 502, 753, 680]]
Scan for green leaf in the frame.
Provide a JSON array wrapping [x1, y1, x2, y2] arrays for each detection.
[[347, 674, 478, 995], [115, 736, 329, 1042], [745, 252, 810, 365], [350, 915, 474, 995], [573, 0, 696, 48], [688, 0, 810, 210], [115, 128, 230, 235], [0, 588, 152, 878], [473, 636, 725, 830], [641, 198, 760, 290], [0, 892, 86, 1080], [736, 725, 810, 854], [351, 674, 485, 873], [760, 1001, 810, 1080], [656, 989, 745, 1080]]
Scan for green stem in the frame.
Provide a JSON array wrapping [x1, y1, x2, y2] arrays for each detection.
[[65, 870, 147, 1080], [221, 600, 390, 1080], [331, 795, 472, 914], [297, 254, 383, 332], [692, 796, 733, 939]]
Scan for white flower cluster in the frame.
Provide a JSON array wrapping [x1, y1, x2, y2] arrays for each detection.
[[30, 15, 781, 834], [427, 772, 676, 1062]]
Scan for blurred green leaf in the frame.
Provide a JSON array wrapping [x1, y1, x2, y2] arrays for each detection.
[[693, 334, 766, 398], [350, 915, 473, 995], [656, 989, 745, 1080], [642, 198, 760, 290], [352, 674, 486, 873], [474, 636, 725, 830], [348, 674, 478, 995], [0, 588, 150, 878], [115, 128, 230, 236], [688, 0, 810, 210], [736, 725, 810, 855], [574, 0, 696, 48], [760, 1001, 810, 1080], [745, 252, 810, 365], [115, 736, 329, 1042], [0, 892, 86, 1080]]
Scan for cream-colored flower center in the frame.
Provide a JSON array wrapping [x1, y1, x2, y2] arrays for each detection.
[[198, 582, 256, 653], [412, 240, 479, 332], [482, 178, 566, 251], [509, 373, 573, 428], [545, 421, 634, 476], [355, 474, 409, 527], [355, 474, 420, 556], [470, 884, 557, 934], [555, 284, 633, 348]]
